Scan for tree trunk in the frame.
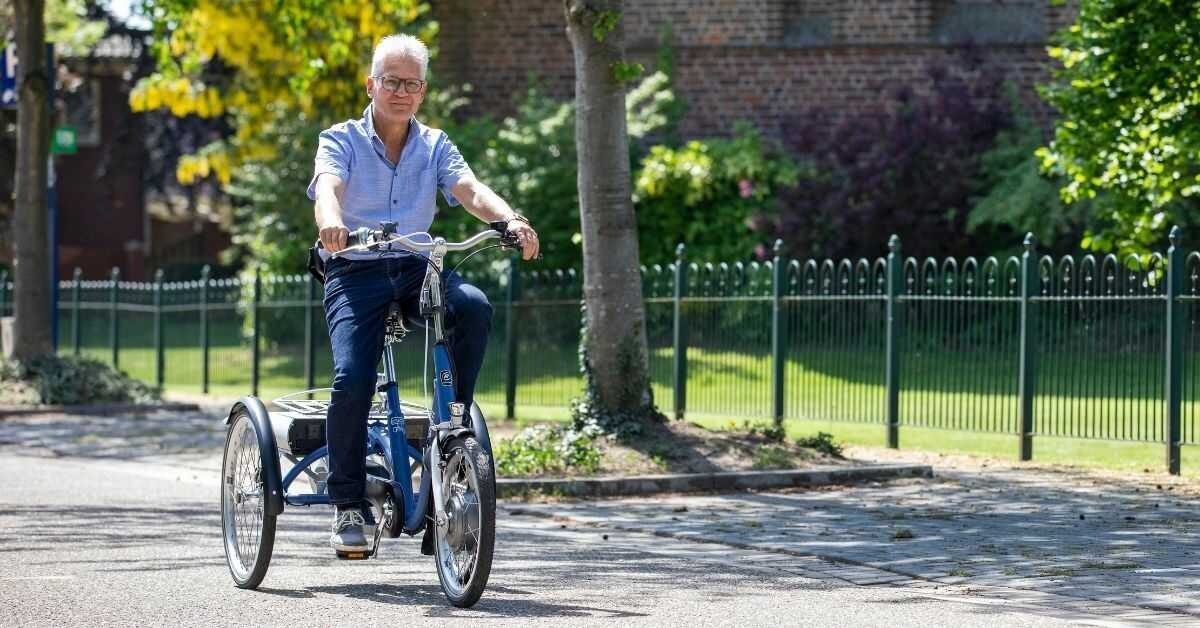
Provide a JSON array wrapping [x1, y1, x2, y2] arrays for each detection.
[[564, 0, 658, 421], [12, 0, 53, 361]]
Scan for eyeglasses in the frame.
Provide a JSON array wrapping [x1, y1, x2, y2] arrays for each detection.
[[373, 75, 425, 95]]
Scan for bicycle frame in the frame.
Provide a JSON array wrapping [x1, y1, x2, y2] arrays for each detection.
[[276, 236, 474, 535]]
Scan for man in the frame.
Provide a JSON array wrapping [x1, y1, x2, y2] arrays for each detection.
[[307, 34, 539, 555]]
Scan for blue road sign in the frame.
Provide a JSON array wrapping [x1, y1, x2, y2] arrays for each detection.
[[1, 46, 16, 108]]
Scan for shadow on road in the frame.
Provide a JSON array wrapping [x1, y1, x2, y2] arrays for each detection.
[[0, 409, 226, 459], [0, 500, 809, 619], [515, 472, 1200, 616]]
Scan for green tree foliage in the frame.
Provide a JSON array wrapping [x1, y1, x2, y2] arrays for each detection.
[[1039, 0, 1200, 256], [437, 72, 790, 269], [634, 121, 799, 264], [0, 0, 107, 53], [968, 89, 1092, 255], [433, 71, 678, 269]]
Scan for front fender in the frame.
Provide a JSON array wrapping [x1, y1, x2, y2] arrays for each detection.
[[469, 402, 494, 460], [228, 396, 285, 517], [437, 425, 476, 448]]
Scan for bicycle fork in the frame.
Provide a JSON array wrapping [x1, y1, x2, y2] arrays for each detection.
[[428, 339, 464, 531]]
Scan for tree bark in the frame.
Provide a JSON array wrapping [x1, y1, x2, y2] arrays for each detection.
[[12, 0, 53, 360], [564, 0, 658, 420]]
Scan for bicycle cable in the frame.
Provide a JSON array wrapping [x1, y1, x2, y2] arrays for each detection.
[[450, 244, 515, 277]]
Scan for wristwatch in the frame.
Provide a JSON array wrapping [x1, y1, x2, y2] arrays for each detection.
[[507, 214, 531, 226]]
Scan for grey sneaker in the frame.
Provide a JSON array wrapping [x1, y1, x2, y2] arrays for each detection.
[[330, 507, 377, 553]]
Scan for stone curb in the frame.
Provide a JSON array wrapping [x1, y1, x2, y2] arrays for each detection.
[[497, 463, 933, 498], [0, 402, 201, 418]]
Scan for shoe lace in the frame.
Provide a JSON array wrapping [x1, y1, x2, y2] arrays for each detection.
[[333, 509, 366, 533]]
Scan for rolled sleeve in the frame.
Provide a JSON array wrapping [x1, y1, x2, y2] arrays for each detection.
[[434, 135, 474, 207], [306, 128, 352, 200]]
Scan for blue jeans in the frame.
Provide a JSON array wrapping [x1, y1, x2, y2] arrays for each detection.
[[322, 254, 492, 507]]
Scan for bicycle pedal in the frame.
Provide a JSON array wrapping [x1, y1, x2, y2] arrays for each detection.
[[335, 549, 371, 561]]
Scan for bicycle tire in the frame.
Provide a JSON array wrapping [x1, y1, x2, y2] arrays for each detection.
[[221, 410, 278, 589], [432, 435, 496, 608]]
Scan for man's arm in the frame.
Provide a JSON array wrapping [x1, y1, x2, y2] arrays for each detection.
[[451, 175, 540, 260], [313, 173, 350, 252]]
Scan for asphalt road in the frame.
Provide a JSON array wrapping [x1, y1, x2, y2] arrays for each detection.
[[1, 409, 1191, 627], [0, 448, 1178, 627]]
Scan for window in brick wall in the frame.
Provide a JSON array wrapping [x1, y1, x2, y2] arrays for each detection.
[[782, 1, 834, 47], [932, 0, 1046, 44], [58, 77, 101, 148]]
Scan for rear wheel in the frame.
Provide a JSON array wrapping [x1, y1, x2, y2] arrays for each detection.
[[221, 411, 277, 589], [433, 436, 495, 608]]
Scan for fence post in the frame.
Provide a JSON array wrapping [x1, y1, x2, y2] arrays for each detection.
[[504, 256, 519, 420], [0, 270, 7, 318], [1165, 226, 1184, 475], [771, 239, 786, 428], [673, 243, 688, 421], [886, 235, 903, 448], [1018, 233, 1039, 461], [109, 267, 120, 369], [154, 269, 164, 390], [305, 271, 317, 398], [251, 269, 261, 398], [72, 268, 82, 355], [200, 265, 210, 395]]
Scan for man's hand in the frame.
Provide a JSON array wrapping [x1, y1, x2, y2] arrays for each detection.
[[508, 220, 540, 261], [319, 222, 350, 252]]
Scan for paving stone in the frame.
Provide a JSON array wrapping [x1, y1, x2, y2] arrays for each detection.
[[511, 465, 1200, 620]]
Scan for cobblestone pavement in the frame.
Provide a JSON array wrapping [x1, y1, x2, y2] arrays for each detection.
[[508, 468, 1200, 624]]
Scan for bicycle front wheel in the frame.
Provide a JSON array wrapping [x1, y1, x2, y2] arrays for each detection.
[[432, 435, 496, 608], [221, 410, 277, 589]]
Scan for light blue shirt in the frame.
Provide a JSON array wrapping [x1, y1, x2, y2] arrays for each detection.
[[307, 104, 474, 258]]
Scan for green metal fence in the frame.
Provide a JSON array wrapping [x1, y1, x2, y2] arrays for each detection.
[[4, 226, 1198, 473]]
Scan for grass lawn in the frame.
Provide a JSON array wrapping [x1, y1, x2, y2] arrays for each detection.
[[66, 321, 1200, 475]]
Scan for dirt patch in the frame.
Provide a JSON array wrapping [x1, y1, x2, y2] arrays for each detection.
[[492, 419, 849, 477]]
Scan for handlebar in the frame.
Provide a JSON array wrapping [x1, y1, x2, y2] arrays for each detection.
[[325, 222, 519, 258]]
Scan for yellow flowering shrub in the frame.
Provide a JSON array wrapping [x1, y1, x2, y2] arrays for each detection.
[[132, 0, 436, 186]]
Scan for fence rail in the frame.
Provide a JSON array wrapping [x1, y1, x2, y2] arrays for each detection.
[[3, 227, 1197, 473]]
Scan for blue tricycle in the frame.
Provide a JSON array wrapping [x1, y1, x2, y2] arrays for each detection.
[[220, 224, 511, 607]]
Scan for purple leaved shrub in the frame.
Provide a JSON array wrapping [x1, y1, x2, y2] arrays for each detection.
[[764, 51, 1014, 261]]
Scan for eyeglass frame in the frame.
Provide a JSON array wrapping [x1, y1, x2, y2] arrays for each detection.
[[371, 75, 427, 95]]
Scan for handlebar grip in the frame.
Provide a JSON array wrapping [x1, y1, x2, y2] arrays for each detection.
[[315, 227, 368, 250], [489, 221, 522, 248]]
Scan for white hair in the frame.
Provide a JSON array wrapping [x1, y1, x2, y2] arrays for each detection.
[[370, 35, 429, 79]]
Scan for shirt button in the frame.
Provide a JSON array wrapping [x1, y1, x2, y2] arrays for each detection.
[[393, 200, 397, 204]]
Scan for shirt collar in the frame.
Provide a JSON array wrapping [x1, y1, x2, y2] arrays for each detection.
[[363, 103, 418, 142]]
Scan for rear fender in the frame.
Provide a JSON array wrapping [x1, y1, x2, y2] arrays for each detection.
[[227, 396, 285, 517]]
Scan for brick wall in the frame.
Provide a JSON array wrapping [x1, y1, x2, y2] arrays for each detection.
[[431, 0, 1078, 139], [624, 0, 782, 47]]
